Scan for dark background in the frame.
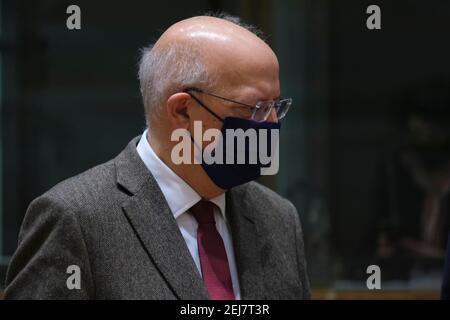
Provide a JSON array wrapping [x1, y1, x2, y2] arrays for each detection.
[[1, 0, 450, 297]]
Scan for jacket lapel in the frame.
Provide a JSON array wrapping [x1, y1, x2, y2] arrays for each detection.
[[115, 137, 208, 300], [226, 187, 267, 300]]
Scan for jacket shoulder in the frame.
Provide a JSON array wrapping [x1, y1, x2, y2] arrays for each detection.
[[242, 181, 295, 209], [236, 181, 298, 222], [39, 159, 117, 213]]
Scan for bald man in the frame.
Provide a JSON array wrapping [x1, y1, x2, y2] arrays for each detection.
[[4, 14, 310, 300]]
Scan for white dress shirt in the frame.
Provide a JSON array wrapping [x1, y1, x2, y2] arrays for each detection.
[[136, 130, 241, 299]]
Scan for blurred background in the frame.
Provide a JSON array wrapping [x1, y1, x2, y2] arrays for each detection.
[[1, 0, 449, 299]]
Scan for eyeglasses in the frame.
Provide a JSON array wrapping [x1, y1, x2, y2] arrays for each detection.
[[183, 87, 292, 122]]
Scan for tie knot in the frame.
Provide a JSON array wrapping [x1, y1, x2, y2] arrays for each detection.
[[190, 200, 216, 225]]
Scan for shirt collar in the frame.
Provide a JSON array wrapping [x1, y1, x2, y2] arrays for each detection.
[[136, 130, 226, 220]]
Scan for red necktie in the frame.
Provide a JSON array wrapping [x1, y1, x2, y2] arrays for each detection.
[[190, 200, 235, 300]]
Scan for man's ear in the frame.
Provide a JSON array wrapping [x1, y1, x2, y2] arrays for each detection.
[[166, 92, 192, 129]]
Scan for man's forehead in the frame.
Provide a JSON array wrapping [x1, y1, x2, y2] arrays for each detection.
[[229, 82, 281, 102]]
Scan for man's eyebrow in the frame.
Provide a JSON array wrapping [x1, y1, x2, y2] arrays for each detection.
[[255, 94, 281, 102], [267, 95, 281, 101]]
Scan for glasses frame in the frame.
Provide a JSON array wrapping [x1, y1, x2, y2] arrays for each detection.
[[183, 87, 292, 122]]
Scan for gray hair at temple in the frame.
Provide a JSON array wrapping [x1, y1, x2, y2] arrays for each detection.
[[137, 12, 265, 127]]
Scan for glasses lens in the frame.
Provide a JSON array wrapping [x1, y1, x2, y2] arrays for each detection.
[[253, 101, 274, 122], [252, 98, 292, 122], [275, 99, 292, 120]]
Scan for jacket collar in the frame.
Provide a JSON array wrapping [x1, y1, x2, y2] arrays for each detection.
[[115, 136, 266, 299]]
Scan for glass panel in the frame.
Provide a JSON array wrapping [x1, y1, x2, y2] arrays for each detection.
[[0, 0, 3, 264]]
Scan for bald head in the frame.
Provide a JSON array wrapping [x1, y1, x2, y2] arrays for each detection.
[[158, 16, 278, 89], [139, 14, 280, 128], [155, 16, 274, 60]]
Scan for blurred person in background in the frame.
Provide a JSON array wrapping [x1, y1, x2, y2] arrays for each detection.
[[376, 79, 450, 282]]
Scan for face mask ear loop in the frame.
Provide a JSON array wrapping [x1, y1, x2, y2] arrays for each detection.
[[188, 129, 205, 165], [184, 90, 223, 164], [185, 90, 225, 122]]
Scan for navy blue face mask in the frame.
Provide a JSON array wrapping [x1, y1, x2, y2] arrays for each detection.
[[188, 94, 281, 190]]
